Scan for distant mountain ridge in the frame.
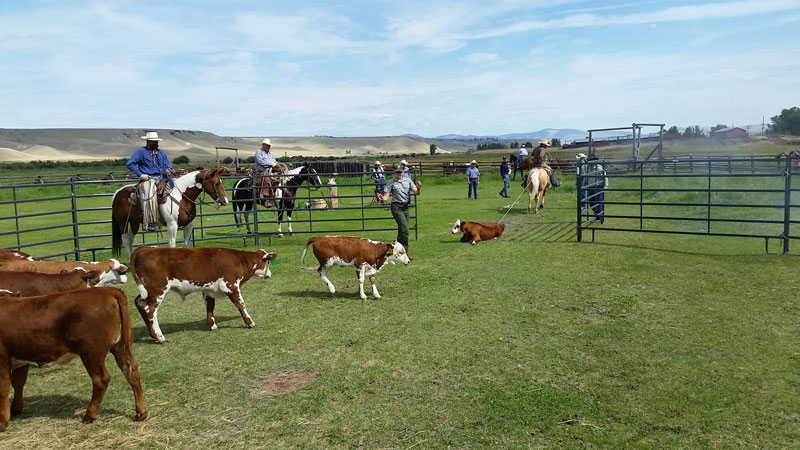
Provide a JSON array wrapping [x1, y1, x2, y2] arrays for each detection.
[[434, 128, 589, 142]]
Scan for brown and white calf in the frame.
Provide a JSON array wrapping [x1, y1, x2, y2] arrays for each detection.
[[129, 246, 277, 343], [0, 249, 36, 262], [0, 259, 128, 286], [0, 270, 99, 297], [0, 286, 147, 431], [301, 235, 410, 301], [451, 219, 505, 245]]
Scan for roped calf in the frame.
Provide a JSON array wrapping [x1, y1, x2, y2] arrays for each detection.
[[0, 286, 147, 431], [0, 259, 127, 286], [130, 246, 277, 343], [451, 219, 505, 245], [301, 235, 410, 301], [0, 270, 99, 297]]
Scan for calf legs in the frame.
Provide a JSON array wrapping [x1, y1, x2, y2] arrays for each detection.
[[81, 356, 111, 423], [135, 295, 167, 344], [0, 363, 10, 432], [109, 341, 147, 422], [10, 365, 28, 417]]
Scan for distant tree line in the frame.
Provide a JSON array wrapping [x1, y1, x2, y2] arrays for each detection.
[[768, 107, 800, 135], [0, 158, 129, 172]]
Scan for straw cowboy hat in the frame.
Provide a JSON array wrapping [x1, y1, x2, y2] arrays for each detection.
[[576, 153, 588, 159], [140, 131, 162, 141], [262, 138, 271, 145], [538, 139, 550, 146], [470, 160, 477, 165], [400, 159, 408, 165], [374, 160, 382, 165]]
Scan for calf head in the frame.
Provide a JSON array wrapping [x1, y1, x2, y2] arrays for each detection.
[[96, 259, 128, 286], [253, 250, 278, 278], [82, 269, 101, 286], [451, 219, 463, 234], [386, 241, 411, 266]]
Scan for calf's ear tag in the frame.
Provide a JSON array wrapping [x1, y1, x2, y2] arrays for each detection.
[[270, 258, 278, 266]]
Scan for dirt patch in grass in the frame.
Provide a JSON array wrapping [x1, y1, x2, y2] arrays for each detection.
[[254, 371, 316, 396]]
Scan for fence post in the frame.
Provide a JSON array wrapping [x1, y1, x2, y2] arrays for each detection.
[[784, 155, 791, 254], [251, 172, 259, 247], [576, 161, 583, 242], [70, 179, 81, 260], [12, 186, 21, 250]]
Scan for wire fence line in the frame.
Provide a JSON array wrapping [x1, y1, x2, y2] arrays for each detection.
[[0, 170, 417, 261]]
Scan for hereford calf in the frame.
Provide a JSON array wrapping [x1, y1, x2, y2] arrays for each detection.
[[0, 270, 99, 297], [451, 219, 505, 245], [0, 259, 127, 286], [0, 286, 147, 431], [0, 249, 36, 262], [130, 246, 277, 343], [301, 235, 410, 301]]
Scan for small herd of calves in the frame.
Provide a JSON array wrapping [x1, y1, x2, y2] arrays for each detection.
[[0, 221, 502, 431]]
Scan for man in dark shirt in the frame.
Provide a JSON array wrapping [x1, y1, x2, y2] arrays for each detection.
[[499, 156, 510, 197]]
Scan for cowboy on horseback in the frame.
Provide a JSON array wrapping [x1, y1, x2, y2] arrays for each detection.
[[530, 139, 559, 188], [126, 131, 174, 232], [254, 138, 284, 208]]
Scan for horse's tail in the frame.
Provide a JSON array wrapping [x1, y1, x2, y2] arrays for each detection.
[[528, 169, 540, 196], [112, 193, 124, 258], [300, 238, 316, 269]]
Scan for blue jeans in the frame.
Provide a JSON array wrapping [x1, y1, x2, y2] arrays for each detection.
[[501, 174, 509, 196], [468, 179, 478, 198]]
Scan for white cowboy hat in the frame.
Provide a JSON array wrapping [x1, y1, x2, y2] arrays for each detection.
[[262, 138, 271, 145], [140, 131, 162, 141], [539, 139, 550, 146], [470, 160, 477, 164], [577, 153, 588, 159], [375, 160, 381, 165], [400, 159, 408, 165]]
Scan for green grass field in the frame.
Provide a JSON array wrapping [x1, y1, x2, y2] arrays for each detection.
[[1, 167, 799, 448]]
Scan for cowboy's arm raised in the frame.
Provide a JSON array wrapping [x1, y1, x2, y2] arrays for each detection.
[[412, 181, 422, 195]]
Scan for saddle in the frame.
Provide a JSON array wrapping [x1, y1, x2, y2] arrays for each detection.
[[129, 179, 170, 205]]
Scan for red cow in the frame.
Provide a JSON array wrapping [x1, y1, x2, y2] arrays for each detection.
[[301, 235, 411, 301], [0, 286, 147, 431], [0, 249, 36, 262], [0, 259, 128, 286], [0, 270, 99, 297], [129, 246, 277, 343], [451, 219, 505, 245]]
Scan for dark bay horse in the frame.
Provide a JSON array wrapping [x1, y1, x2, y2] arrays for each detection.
[[231, 164, 322, 236], [509, 154, 533, 180], [111, 168, 230, 259]]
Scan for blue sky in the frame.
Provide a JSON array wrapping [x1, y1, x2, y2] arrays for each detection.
[[1, 0, 798, 137]]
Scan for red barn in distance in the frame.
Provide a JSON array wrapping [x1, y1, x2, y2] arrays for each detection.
[[710, 127, 747, 139]]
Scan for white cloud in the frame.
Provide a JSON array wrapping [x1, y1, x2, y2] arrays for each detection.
[[462, 53, 498, 64]]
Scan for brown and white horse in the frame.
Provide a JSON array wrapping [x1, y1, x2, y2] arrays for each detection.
[[111, 168, 230, 259], [525, 167, 550, 213], [509, 154, 533, 180]]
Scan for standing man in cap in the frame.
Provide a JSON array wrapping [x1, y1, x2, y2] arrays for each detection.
[[378, 164, 422, 259], [499, 156, 510, 197], [370, 160, 386, 204], [465, 160, 480, 199], [532, 139, 559, 188], [254, 138, 279, 207], [127, 131, 174, 232]]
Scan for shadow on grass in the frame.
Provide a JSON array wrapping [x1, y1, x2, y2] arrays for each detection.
[[12, 394, 124, 421], [586, 240, 760, 257], [509, 221, 577, 242], [278, 290, 366, 302], [132, 315, 243, 343]]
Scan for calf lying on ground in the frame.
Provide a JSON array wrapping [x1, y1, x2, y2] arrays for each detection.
[[451, 219, 505, 245], [130, 246, 277, 343], [0, 270, 99, 297], [0, 259, 127, 286], [301, 235, 410, 301], [0, 286, 147, 431]]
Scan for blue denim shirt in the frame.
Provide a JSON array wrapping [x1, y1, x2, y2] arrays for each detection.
[[126, 146, 173, 177], [465, 166, 480, 180]]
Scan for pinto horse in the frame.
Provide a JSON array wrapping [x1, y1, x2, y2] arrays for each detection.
[[231, 164, 322, 237], [525, 167, 550, 213], [111, 168, 230, 259], [509, 154, 533, 180]]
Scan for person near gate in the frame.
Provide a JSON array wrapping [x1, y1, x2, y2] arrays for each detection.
[[586, 155, 608, 223], [465, 160, 480, 199], [371, 160, 386, 204], [378, 164, 422, 259], [126, 131, 174, 232], [499, 156, 510, 197]]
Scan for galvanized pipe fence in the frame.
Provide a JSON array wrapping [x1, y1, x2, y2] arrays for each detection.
[[577, 155, 800, 254], [0, 170, 418, 261]]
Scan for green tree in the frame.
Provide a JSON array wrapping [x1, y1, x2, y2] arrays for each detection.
[[429, 144, 437, 155], [711, 124, 728, 132], [173, 155, 190, 164], [768, 107, 800, 135], [550, 138, 561, 147], [667, 125, 679, 134], [221, 156, 234, 164]]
